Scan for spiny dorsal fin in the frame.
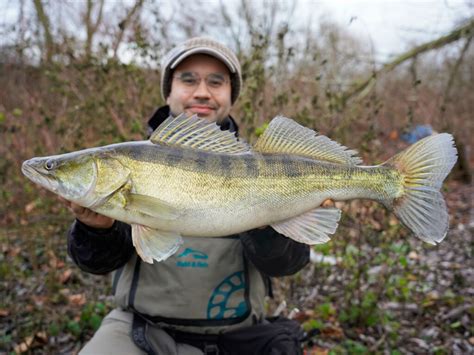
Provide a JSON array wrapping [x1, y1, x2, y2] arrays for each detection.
[[254, 116, 362, 165], [150, 114, 250, 154]]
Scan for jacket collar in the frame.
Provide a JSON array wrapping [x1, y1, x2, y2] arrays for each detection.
[[147, 105, 239, 138]]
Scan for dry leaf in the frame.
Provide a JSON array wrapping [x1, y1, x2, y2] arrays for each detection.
[[14, 335, 34, 353], [59, 288, 70, 296], [24, 201, 36, 213], [292, 309, 314, 322], [0, 309, 9, 317], [68, 293, 86, 306], [321, 325, 344, 339], [389, 130, 399, 141], [35, 331, 47, 343], [31, 295, 47, 307], [408, 251, 419, 260], [59, 269, 73, 284], [306, 347, 329, 355], [8, 246, 22, 257]]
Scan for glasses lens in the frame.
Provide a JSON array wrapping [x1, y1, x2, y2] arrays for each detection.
[[205, 74, 226, 88], [177, 72, 199, 86]]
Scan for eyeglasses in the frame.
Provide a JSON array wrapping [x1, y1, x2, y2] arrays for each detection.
[[173, 71, 230, 91]]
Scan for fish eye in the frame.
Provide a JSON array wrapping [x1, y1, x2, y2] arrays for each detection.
[[44, 160, 55, 170]]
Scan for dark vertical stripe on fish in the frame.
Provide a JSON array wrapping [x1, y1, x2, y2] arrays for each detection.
[[193, 150, 208, 171], [243, 155, 259, 178], [219, 155, 233, 177], [272, 155, 302, 177], [164, 148, 184, 167]]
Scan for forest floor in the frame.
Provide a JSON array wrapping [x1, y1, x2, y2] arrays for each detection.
[[1, 180, 472, 354]]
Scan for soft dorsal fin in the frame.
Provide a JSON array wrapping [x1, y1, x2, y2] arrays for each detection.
[[150, 114, 250, 154], [254, 116, 362, 165]]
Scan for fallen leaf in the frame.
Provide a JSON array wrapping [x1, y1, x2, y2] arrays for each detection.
[[0, 309, 9, 317], [321, 325, 344, 339], [14, 335, 34, 353], [389, 130, 399, 140], [306, 346, 329, 355], [35, 331, 47, 344], [292, 310, 314, 322], [59, 269, 73, 284], [59, 288, 70, 296], [68, 293, 86, 306], [31, 295, 47, 307], [24, 201, 36, 213], [8, 246, 22, 257]]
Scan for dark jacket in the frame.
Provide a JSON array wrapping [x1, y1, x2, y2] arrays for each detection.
[[67, 106, 310, 277]]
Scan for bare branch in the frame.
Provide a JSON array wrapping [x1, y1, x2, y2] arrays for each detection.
[[439, 35, 473, 130], [112, 0, 145, 59], [32, 0, 54, 63], [341, 19, 474, 104], [84, 0, 104, 58]]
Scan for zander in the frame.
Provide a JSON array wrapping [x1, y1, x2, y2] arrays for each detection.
[[22, 114, 458, 263]]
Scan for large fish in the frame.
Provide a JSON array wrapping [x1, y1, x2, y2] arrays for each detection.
[[22, 114, 458, 263]]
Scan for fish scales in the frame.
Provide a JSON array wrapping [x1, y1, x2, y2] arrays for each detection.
[[117, 143, 402, 214], [21, 114, 457, 263]]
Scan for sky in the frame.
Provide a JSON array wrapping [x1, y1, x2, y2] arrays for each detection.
[[304, 0, 473, 60], [0, 0, 472, 63]]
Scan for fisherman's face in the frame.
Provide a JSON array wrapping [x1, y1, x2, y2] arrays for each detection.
[[167, 54, 233, 124]]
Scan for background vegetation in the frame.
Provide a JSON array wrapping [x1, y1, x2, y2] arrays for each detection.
[[0, 1, 472, 353]]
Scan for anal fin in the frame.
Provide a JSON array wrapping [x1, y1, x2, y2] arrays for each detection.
[[132, 224, 183, 263], [271, 207, 341, 244]]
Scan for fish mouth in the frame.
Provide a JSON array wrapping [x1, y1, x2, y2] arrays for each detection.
[[21, 160, 59, 194]]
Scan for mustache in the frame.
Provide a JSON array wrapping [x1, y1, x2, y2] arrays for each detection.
[[185, 100, 218, 110]]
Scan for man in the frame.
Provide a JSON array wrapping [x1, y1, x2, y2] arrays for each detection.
[[65, 37, 309, 354]]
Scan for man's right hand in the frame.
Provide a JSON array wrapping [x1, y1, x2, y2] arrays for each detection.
[[60, 197, 115, 229]]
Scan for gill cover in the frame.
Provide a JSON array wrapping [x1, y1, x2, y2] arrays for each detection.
[[76, 156, 131, 209]]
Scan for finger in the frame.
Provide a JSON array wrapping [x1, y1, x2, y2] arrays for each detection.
[[322, 199, 334, 207], [70, 203, 86, 215], [58, 196, 71, 207]]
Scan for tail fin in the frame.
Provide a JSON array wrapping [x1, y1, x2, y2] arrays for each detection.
[[385, 133, 458, 244]]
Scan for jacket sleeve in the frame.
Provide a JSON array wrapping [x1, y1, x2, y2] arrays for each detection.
[[67, 219, 134, 275], [240, 227, 310, 277]]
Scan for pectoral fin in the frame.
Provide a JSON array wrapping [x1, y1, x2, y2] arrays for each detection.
[[271, 207, 341, 244], [132, 224, 183, 263], [126, 193, 181, 220]]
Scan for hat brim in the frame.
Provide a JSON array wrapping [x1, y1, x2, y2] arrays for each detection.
[[170, 48, 236, 73]]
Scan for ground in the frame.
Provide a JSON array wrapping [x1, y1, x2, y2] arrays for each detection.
[[1, 180, 472, 354]]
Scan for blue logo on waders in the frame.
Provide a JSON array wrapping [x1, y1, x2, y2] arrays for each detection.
[[176, 248, 209, 268], [207, 271, 248, 319]]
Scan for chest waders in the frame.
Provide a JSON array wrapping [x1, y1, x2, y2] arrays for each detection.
[[112, 235, 267, 352]]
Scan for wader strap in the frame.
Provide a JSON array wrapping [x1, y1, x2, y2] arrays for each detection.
[[132, 313, 156, 355], [164, 328, 220, 354]]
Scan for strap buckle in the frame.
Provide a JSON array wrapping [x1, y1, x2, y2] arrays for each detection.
[[204, 343, 219, 355]]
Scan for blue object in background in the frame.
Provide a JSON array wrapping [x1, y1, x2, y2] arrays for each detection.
[[401, 124, 433, 144]]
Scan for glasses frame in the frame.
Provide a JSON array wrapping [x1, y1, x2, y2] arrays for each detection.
[[172, 71, 230, 92]]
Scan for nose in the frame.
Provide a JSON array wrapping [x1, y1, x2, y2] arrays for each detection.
[[192, 79, 212, 99]]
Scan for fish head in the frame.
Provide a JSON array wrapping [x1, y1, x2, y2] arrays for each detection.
[[22, 150, 98, 204]]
